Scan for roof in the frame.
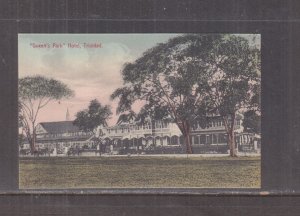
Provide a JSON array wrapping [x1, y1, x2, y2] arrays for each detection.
[[39, 121, 81, 134], [37, 135, 92, 143]]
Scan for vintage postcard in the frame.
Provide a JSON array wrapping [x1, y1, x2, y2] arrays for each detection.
[[18, 34, 261, 189]]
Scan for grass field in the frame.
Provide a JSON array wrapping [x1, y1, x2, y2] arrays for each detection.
[[19, 156, 260, 189]]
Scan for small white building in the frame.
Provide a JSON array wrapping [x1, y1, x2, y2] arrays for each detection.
[[33, 121, 94, 154]]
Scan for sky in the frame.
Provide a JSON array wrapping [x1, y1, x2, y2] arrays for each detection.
[[18, 33, 260, 126]]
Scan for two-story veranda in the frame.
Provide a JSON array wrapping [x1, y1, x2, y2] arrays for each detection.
[[99, 115, 253, 153]]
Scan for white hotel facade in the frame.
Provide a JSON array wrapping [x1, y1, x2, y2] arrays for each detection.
[[19, 114, 260, 155], [98, 115, 258, 154]]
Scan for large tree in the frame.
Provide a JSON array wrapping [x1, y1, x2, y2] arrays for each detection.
[[19, 75, 74, 153], [199, 35, 261, 156], [73, 99, 112, 152], [111, 34, 260, 156], [111, 35, 220, 153]]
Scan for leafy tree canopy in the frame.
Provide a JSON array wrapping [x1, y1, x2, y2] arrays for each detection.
[[18, 75, 74, 152], [19, 75, 74, 102], [73, 99, 112, 133], [111, 35, 222, 127], [111, 34, 261, 155], [242, 110, 261, 134], [200, 35, 261, 115], [112, 34, 260, 125]]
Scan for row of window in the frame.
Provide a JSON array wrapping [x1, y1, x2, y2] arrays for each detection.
[[193, 120, 241, 129], [193, 134, 227, 144], [38, 131, 92, 138], [35, 141, 92, 148], [104, 134, 228, 146], [106, 121, 173, 134], [154, 134, 228, 145], [106, 120, 241, 135]]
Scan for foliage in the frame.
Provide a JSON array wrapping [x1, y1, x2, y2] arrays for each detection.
[[111, 35, 223, 153], [243, 110, 261, 134], [200, 35, 261, 115], [19, 75, 74, 152], [197, 35, 261, 156], [116, 110, 137, 125], [111, 35, 220, 123], [18, 134, 26, 147], [19, 75, 74, 102], [111, 34, 261, 155], [73, 99, 112, 133]]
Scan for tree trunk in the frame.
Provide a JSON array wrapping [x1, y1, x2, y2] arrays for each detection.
[[184, 133, 193, 154], [151, 119, 156, 146], [228, 129, 237, 157], [223, 114, 237, 157], [96, 139, 101, 157], [180, 121, 193, 154], [99, 142, 102, 157], [31, 129, 37, 154]]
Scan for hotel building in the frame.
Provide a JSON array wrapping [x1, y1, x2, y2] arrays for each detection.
[[19, 113, 260, 155]]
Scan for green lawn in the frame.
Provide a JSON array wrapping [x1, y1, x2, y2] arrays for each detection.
[[19, 156, 260, 189]]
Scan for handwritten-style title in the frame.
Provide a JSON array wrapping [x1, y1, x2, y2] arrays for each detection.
[[30, 42, 102, 49]]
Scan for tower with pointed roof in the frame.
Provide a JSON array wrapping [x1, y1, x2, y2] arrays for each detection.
[[66, 108, 70, 121]]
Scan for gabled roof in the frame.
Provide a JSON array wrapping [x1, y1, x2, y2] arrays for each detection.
[[39, 121, 81, 134]]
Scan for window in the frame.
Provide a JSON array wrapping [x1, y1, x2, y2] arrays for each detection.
[[219, 134, 227, 143], [212, 134, 218, 144], [194, 136, 199, 144], [206, 134, 212, 144], [171, 136, 178, 145], [200, 135, 206, 144]]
